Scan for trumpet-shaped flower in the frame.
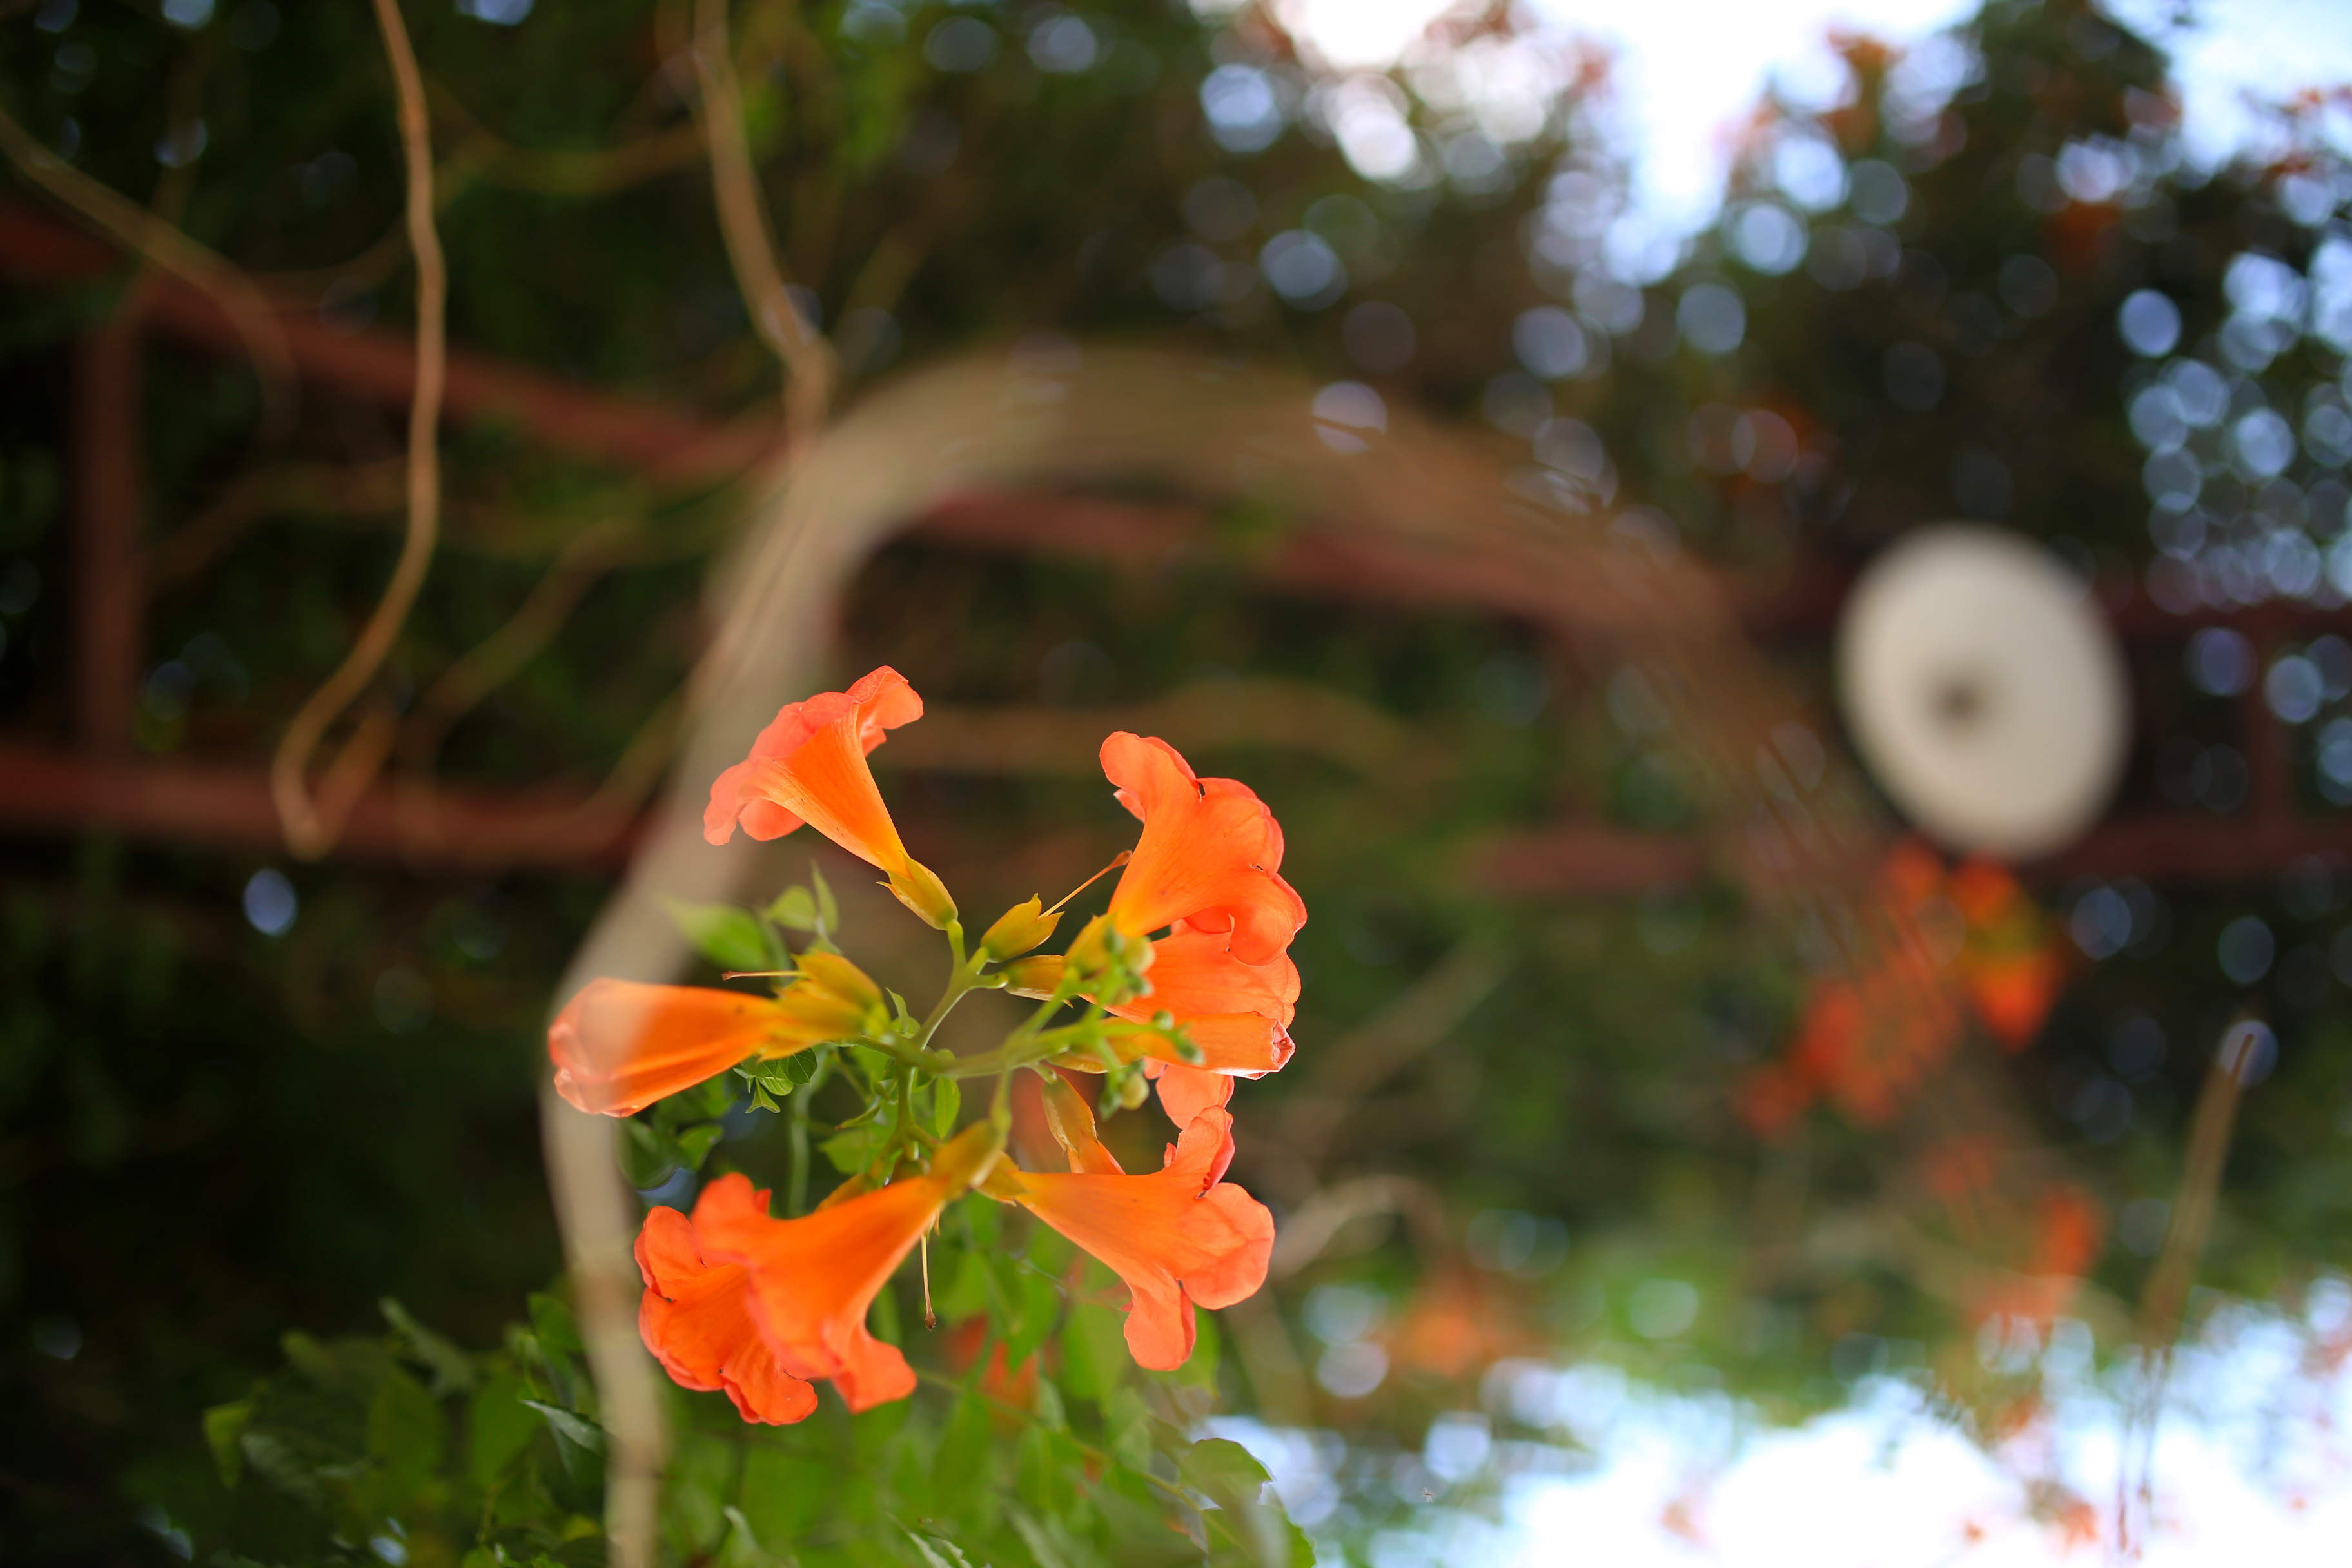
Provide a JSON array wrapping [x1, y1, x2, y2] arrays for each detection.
[[997, 1108, 1273, 1370], [703, 666, 954, 926], [1101, 733, 1304, 965], [635, 1206, 817, 1425], [1015, 923, 1296, 1126], [1148, 1059, 1234, 1130], [549, 958, 886, 1117], [690, 1124, 1002, 1411]]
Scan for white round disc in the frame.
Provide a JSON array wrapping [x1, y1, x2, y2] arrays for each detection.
[[1836, 524, 2130, 860]]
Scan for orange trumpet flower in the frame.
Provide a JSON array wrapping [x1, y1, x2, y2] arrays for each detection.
[[997, 1106, 1273, 1370], [703, 665, 954, 926], [1015, 929, 1298, 1076], [1101, 733, 1305, 965], [689, 1124, 1003, 1411], [635, 1206, 818, 1425], [549, 957, 887, 1117]]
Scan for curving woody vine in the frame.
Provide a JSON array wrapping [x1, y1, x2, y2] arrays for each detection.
[[547, 667, 1303, 1421]]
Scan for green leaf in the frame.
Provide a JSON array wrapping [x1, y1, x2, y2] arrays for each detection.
[[1106, 1387, 1155, 1474], [821, 1126, 877, 1175], [1060, 1296, 1129, 1404], [365, 1367, 444, 1512], [674, 1122, 725, 1172], [736, 1448, 831, 1544], [896, 1521, 978, 1568], [663, 897, 770, 974], [528, 1293, 584, 1357], [619, 1120, 681, 1189], [933, 1249, 990, 1323], [931, 1384, 992, 1507], [932, 1077, 961, 1138], [203, 1398, 252, 1487], [381, 1297, 475, 1395], [469, 1369, 538, 1485], [1184, 1438, 1309, 1568], [667, 1073, 738, 1123], [1012, 1432, 1075, 1530], [523, 1399, 606, 1483], [765, 885, 819, 932], [1095, 1481, 1204, 1567], [810, 863, 839, 930], [1001, 1266, 1063, 1374], [1181, 1437, 1270, 1503]]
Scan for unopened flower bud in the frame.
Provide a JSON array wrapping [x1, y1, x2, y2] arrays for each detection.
[[1001, 956, 1065, 999], [1117, 1070, 1151, 1110], [979, 896, 1061, 961], [793, 950, 883, 1011], [885, 858, 959, 931]]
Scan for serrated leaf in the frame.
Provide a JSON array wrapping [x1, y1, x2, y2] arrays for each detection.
[[663, 898, 770, 974]]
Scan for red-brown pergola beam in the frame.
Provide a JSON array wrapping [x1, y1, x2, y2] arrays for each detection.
[[0, 201, 778, 483], [8, 201, 2349, 888], [0, 741, 638, 870]]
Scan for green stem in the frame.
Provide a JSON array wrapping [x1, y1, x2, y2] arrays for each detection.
[[787, 1055, 829, 1217]]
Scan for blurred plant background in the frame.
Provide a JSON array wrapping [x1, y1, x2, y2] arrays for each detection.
[[3, 0, 2352, 1561]]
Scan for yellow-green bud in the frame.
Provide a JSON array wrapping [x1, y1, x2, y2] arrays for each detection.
[[793, 950, 882, 1011], [885, 858, 959, 931], [979, 896, 1061, 961], [1001, 956, 1065, 1000], [1117, 1070, 1151, 1110]]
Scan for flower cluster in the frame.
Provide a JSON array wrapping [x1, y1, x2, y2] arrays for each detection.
[[549, 667, 1305, 1420], [1738, 839, 2066, 1135]]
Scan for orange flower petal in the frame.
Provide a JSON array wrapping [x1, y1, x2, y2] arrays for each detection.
[[1101, 733, 1306, 965], [1112, 1012, 1294, 1076], [635, 1206, 816, 1425], [1146, 1061, 1233, 1130], [550, 979, 778, 1117], [703, 666, 923, 868], [1006, 1108, 1273, 1371], [1083, 930, 1297, 1079], [1124, 928, 1299, 1026], [692, 1127, 1000, 1412]]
